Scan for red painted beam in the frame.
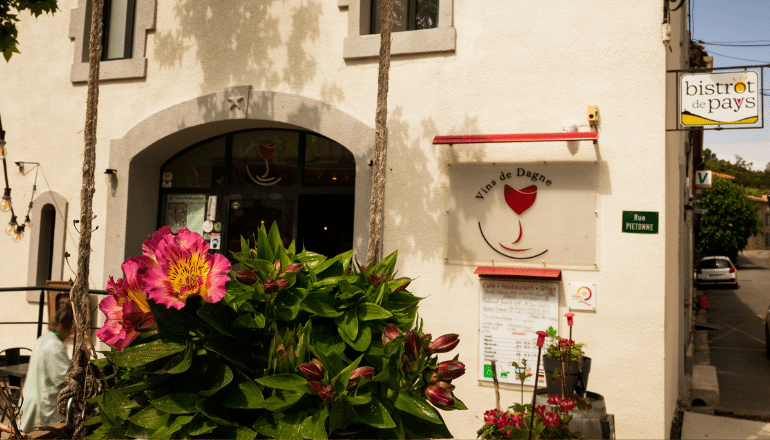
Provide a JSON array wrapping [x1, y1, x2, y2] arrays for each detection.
[[433, 132, 598, 144], [474, 266, 562, 280]]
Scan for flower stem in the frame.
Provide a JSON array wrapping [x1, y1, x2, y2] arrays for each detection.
[[566, 327, 573, 397], [529, 346, 542, 440]]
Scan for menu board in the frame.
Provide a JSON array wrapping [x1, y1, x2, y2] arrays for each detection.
[[479, 279, 558, 386], [166, 194, 207, 233]]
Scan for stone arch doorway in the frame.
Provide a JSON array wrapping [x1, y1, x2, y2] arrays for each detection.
[[104, 88, 373, 284]]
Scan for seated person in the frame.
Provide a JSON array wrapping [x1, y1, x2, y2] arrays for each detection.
[[19, 304, 73, 433]]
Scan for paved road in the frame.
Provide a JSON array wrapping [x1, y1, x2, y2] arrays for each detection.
[[701, 250, 770, 417]]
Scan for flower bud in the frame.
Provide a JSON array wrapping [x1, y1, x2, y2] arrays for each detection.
[[436, 360, 465, 380], [401, 354, 415, 372], [369, 273, 386, 286], [404, 330, 421, 358], [565, 312, 575, 327], [435, 380, 455, 392], [274, 260, 282, 273], [536, 330, 548, 348], [423, 384, 454, 408], [249, 249, 257, 259], [427, 333, 459, 354], [263, 278, 279, 295], [284, 263, 303, 275], [236, 269, 258, 286], [276, 279, 288, 290], [347, 366, 375, 389], [299, 361, 324, 381], [307, 381, 336, 402], [382, 323, 402, 345]]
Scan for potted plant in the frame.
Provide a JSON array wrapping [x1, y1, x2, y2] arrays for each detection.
[[477, 332, 586, 440], [543, 313, 591, 399], [84, 224, 467, 439]]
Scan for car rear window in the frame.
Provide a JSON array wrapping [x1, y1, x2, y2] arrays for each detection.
[[699, 259, 731, 269]]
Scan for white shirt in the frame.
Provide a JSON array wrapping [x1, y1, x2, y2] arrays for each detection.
[[19, 331, 69, 433]]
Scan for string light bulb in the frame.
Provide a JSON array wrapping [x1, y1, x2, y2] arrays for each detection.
[[0, 140, 6, 160], [12, 225, 24, 243], [5, 216, 17, 236], [1, 188, 10, 212], [24, 215, 31, 229]]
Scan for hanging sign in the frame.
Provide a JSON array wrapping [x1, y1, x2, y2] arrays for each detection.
[[695, 170, 712, 189], [479, 279, 558, 386], [680, 71, 759, 126]]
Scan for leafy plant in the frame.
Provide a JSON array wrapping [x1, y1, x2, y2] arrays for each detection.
[[0, 0, 58, 61], [695, 176, 760, 260], [543, 327, 584, 362], [86, 224, 465, 439]]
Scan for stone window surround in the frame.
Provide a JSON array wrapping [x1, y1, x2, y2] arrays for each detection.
[[68, 0, 156, 83], [342, 0, 455, 60], [25, 192, 68, 302]]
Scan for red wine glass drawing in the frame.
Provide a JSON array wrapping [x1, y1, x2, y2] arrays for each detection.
[[478, 184, 548, 259], [246, 143, 282, 186]]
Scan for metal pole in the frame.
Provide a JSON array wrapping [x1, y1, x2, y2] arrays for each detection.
[[37, 289, 45, 338]]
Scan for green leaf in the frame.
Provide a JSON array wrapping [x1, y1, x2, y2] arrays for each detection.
[[384, 291, 422, 311], [357, 302, 393, 321], [149, 393, 200, 414], [394, 390, 442, 424], [275, 411, 305, 440], [83, 414, 102, 426], [328, 398, 356, 434], [310, 325, 346, 355], [146, 299, 190, 343], [232, 312, 265, 329], [313, 275, 358, 288], [268, 222, 284, 254], [354, 396, 396, 429], [256, 373, 308, 391], [346, 393, 372, 405], [401, 410, 453, 438], [149, 422, 183, 439], [301, 406, 329, 440], [338, 323, 372, 352], [331, 354, 363, 395], [302, 292, 343, 318], [335, 308, 359, 340], [109, 339, 186, 368], [256, 224, 275, 262], [196, 399, 236, 426], [261, 389, 304, 412], [253, 416, 277, 437], [128, 406, 169, 429], [274, 288, 303, 321], [203, 336, 254, 371], [185, 415, 217, 436], [101, 389, 132, 423], [91, 357, 110, 368], [162, 342, 193, 374], [211, 426, 260, 440], [218, 369, 264, 409], [197, 303, 236, 338], [124, 422, 156, 439], [199, 361, 234, 396]]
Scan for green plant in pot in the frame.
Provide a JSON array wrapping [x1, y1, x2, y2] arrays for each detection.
[[543, 313, 591, 399], [85, 223, 466, 439]]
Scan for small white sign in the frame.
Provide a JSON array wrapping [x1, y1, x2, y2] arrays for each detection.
[[210, 233, 221, 250], [680, 71, 759, 126], [568, 283, 596, 311], [695, 170, 712, 189]]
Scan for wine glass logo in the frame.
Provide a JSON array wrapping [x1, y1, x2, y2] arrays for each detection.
[[478, 184, 548, 259], [246, 141, 282, 186]]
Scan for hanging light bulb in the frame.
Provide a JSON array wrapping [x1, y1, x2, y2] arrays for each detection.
[[12, 225, 24, 243], [24, 215, 32, 229], [5, 216, 17, 236], [1, 188, 10, 212], [0, 140, 6, 160]]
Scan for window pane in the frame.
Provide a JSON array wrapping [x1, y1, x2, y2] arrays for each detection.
[[372, 0, 409, 33], [231, 131, 299, 189], [415, 0, 438, 30], [162, 137, 226, 188], [304, 135, 356, 187], [372, 0, 438, 33], [161, 194, 209, 234], [227, 198, 295, 254], [106, 0, 130, 59], [297, 195, 354, 258]]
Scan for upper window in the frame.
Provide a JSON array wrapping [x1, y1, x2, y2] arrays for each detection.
[[68, 0, 155, 82], [343, 0, 455, 60], [370, 0, 438, 33]]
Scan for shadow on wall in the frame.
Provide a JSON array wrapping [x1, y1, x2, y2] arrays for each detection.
[[153, 0, 322, 93]]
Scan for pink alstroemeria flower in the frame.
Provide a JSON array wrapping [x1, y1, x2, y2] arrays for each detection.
[[96, 257, 156, 351], [142, 228, 231, 310]]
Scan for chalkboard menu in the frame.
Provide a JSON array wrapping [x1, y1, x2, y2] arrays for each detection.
[[479, 279, 559, 386]]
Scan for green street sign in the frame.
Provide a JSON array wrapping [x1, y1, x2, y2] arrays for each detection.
[[622, 211, 658, 234]]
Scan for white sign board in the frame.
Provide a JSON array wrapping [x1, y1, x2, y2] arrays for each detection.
[[166, 194, 207, 233], [695, 170, 712, 189], [567, 283, 596, 311], [680, 71, 759, 126], [479, 279, 558, 386]]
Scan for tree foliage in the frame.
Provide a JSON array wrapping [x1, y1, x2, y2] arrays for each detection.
[[704, 150, 770, 193], [696, 177, 760, 259], [0, 0, 58, 61]]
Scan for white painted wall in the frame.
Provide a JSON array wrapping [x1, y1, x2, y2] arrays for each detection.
[[0, 1, 687, 438]]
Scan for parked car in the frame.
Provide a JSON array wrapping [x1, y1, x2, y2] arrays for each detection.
[[695, 256, 738, 287]]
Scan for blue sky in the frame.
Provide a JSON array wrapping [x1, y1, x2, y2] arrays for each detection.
[[693, 0, 770, 170]]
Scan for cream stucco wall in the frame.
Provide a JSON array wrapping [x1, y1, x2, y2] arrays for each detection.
[[0, 1, 688, 438]]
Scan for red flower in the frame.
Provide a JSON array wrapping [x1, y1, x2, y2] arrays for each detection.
[[536, 330, 548, 347], [484, 409, 501, 425], [236, 269, 257, 286], [565, 312, 575, 326], [543, 411, 560, 427], [307, 381, 335, 402], [559, 398, 576, 412], [547, 394, 562, 406], [299, 361, 324, 381], [369, 273, 386, 286], [347, 366, 375, 389], [427, 333, 459, 354], [424, 384, 454, 408], [404, 330, 421, 358]]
